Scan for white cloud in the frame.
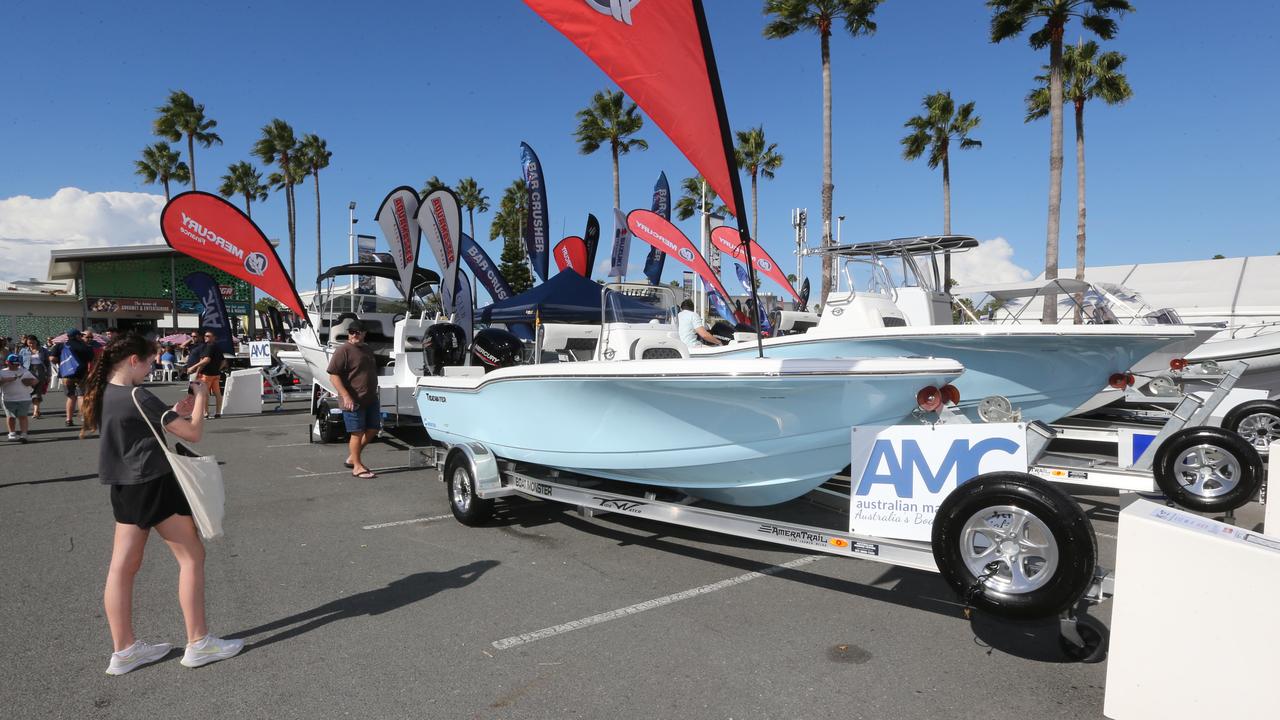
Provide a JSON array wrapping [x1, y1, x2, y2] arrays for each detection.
[[948, 237, 1033, 287], [0, 187, 166, 282]]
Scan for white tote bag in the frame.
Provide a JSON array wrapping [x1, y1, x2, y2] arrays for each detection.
[[132, 388, 225, 539]]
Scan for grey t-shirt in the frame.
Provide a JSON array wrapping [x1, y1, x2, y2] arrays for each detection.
[[98, 384, 178, 486]]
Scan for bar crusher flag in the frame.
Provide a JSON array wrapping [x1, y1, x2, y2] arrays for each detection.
[[642, 172, 671, 285], [520, 142, 551, 281], [522, 0, 739, 218], [417, 187, 463, 315], [553, 236, 588, 275], [374, 186, 422, 302], [626, 209, 735, 305], [460, 232, 514, 303], [183, 272, 234, 355], [608, 208, 631, 279], [710, 225, 801, 302], [583, 213, 601, 277], [160, 191, 307, 316]]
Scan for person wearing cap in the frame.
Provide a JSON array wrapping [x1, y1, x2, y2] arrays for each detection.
[[1, 353, 38, 442], [183, 329, 225, 419], [52, 329, 96, 427], [325, 319, 381, 478]]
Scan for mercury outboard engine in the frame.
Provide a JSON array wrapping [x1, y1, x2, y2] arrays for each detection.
[[708, 321, 736, 345], [423, 323, 467, 376], [471, 328, 524, 373]]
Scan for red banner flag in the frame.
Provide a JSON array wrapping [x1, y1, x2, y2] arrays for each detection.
[[523, 0, 739, 218], [710, 226, 801, 302], [160, 191, 307, 316], [626, 209, 735, 304], [553, 236, 588, 275]]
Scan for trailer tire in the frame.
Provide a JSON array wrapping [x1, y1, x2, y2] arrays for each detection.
[[1152, 426, 1262, 512], [1221, 400, 1280, 456], [1059, 614, 1108, 664], [446, 454, 493, 526], [932, 472, 1097, 620]]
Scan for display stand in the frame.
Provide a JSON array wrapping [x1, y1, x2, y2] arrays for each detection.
[[220, 368, 263, 415]]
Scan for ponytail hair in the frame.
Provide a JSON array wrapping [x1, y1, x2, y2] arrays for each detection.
[[80, 333, 158, 438]]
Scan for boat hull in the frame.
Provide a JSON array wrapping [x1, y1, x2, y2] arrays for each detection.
[[416, 358, 962, 506]]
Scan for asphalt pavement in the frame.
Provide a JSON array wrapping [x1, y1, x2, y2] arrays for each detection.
[[0, 383, 1266, 719]]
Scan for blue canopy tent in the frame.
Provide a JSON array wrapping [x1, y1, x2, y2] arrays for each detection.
[[479, 271, 670, 325]]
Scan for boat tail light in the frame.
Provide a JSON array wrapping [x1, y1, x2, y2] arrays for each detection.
[[1170, 358, 1188, 371], [916, 386, 943, 412], [940, 384, 961, 406], [1108, 372, 1135, 389]]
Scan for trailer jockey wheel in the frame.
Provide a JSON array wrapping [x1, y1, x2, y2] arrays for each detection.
[[1221, 399, 1280, 457], [1152, 426, 1263, 513], [445, 452, 493, 526], [932, 472, 1097, 621]]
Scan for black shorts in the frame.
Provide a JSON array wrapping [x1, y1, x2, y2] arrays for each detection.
[[64, 377, 85, 397], [110, 473, 192, 529]]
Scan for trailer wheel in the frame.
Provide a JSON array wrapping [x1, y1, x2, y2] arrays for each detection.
[[1222, 400, 1280, 456], [932, 472, 1097, 620], [1152, 426, 1262, 512], [1059, 614, 1108, 664], [446, 454, 493, 526]]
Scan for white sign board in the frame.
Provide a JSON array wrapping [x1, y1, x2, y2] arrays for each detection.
[[248, 341, 272, 367], [849, 423, 1028, 541]]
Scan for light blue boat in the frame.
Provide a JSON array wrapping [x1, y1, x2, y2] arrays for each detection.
[[416, 356, 962, 506]]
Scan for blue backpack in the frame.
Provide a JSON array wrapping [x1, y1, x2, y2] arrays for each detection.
[[58, 343, 80, 378]]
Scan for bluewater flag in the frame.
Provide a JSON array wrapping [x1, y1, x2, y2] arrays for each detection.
[[705, 287, 736, 324], [373, 186, 422, 302], [184, 272, 234, 354], [642, 172, 671, 285], [460, 232, 513, 303], [734, 263, 752, 294], [607, 208, 631, 279], [799, 277, 811, 311], [520, 142, 551, 281], [417, 188, 463, 314], [453, 272, 474, 348], [583, 213, 601, 277]]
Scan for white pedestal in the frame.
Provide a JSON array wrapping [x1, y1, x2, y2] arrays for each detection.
[[220, 369, 263, 416], [1104, 498, 1280, 719]]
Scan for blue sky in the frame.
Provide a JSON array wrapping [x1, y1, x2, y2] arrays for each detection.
[[2, 0, 1277, 297]]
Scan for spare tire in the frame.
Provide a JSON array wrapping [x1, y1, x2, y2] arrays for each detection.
[[932, 472, 1097, 620], [1152, 426, 1262, 512], [1221, 399, 1280, 456]]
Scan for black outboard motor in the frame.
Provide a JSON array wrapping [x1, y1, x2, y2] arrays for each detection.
[[423, 323, 467, 376], [471, 328, 524, 373], [708, 321, 736, 345]]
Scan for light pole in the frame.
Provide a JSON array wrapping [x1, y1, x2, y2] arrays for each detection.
[[348, 201, 357, 302], [837, 215, 845, 245], [792, 208, 807, 301]]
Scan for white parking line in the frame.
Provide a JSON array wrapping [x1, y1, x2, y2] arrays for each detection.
[[491, 555, 824, 650], [267, 442, 312, 448], [289, 465, 410, 478], [362, 514, 452, 530]]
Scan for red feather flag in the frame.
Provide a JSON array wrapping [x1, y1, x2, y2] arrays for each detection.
[[523, 0, 739, 218], [160, 191, 307, 316], [627, 209, 735, 302], [553, 235, 588, 275], [710, 226, 801, 302]]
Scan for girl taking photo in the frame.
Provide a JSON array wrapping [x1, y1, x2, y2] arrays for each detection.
[[81, 333, 242, 675]]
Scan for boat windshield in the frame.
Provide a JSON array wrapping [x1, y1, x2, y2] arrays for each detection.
[[837, 257, 897, 297], [601, 284, 678, 324]]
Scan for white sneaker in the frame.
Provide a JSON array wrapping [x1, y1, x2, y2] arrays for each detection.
[[105, 640, 173, 676], [5, 432, 15, 441], [180, 634, 244, 668]]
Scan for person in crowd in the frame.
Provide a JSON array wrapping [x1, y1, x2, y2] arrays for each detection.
[[52, 329, 96, 427], [19, 335, 51, 418], [2, 353, 38, 442], [159, 346, 176, 380], [326, 320, 380, 478], [82, 332, 242, 675], [676, 299, 723, 347], [184, 330, 225, 419]]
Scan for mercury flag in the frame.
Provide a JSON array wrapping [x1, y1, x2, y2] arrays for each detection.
[[626, 209, 734, 304], [583, 213, 601, 277], [160, 191, 307, 317], [184, 271, 235, 354], [374, 186, 422, 302], [520, 142, 551, 281], [711, 225, 801, 302], [453, 272, 474, 348], [460, 232, 513, 303], [608, 208, 631, 279], [642, 172, 671, 285], [553, 236, 588, 275], [417, 188, 463, 314], [522, 0, 739, 218]]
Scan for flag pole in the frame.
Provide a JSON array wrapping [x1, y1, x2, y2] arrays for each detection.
[[691, 0, 764, 359]]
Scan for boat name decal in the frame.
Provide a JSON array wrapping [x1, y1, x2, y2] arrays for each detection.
[[512, 476, 553, 497], [424, 393, 447, 404], [593, 497, 645, 513]]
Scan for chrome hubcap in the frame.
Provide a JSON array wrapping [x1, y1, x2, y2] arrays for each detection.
[[451, 467, 472, 511], [960, 505, 1059, 595], [1174, 444, 1241, 497], [1237, 413, 1280, 451]]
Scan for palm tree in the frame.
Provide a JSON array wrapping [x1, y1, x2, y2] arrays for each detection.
[[299, 134, 333, 281], [490, 179, 533, 292], [135, 142, 190, 200], [988, 0, 1133, 322], [455, 177, 490, 242], [253, 119, 304, 280], [573, 89, 648, 209], [734, 126, 784, 240], [764, 0, 883, 301], [153, 90, 222, 191], [1026, 39, 1132, 321], [218, 161, 269, 218], [421, 176, 449, 195], [901, 91, 982, 284]]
